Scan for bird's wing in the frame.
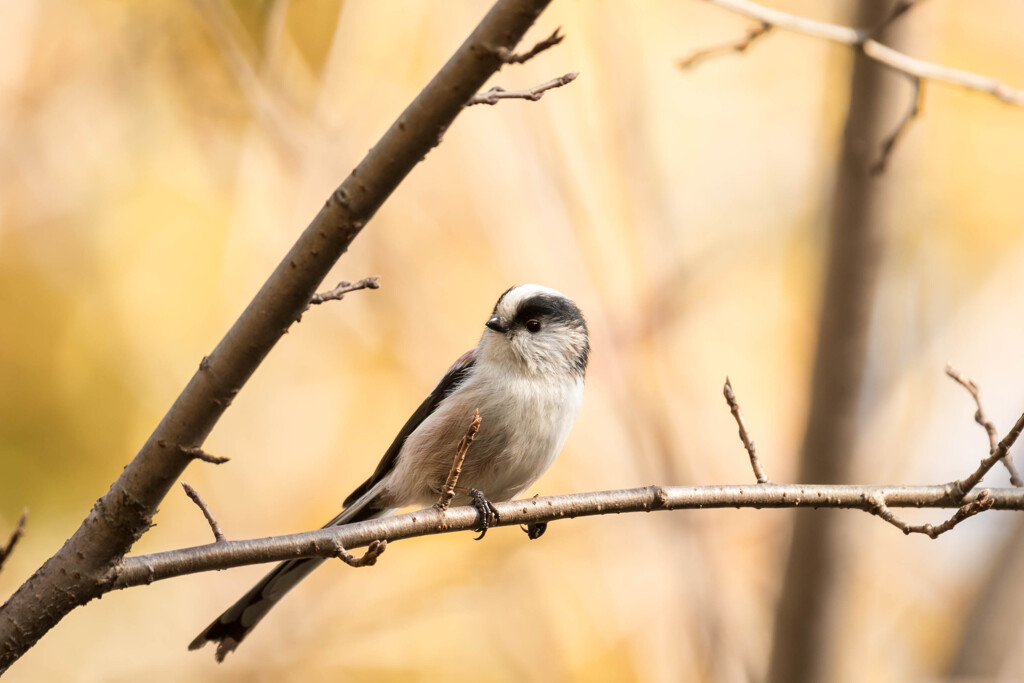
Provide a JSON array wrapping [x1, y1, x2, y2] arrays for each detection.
[[341, 348, 477, 507]]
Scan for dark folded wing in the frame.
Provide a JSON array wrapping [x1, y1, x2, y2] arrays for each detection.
[[342, 348, 477, 507]]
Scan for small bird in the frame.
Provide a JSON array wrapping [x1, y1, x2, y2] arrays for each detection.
[[190, 284, 589, 661]]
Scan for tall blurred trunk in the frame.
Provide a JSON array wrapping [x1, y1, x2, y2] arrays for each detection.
[[766, 4, 906, 682], [948, 517, 1024, 678]]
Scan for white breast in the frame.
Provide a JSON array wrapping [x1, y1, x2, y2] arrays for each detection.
[[385, 365, 584, 508]]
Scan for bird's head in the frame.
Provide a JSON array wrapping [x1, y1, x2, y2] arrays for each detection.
[[479, 284, 589, 379]]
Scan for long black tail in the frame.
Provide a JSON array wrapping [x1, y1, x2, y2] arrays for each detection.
[[189, 496, 387, 662]]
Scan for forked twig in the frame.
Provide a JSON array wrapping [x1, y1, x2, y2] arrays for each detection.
[[869, 489, 994, 539], [945, 364, 1023, 486]]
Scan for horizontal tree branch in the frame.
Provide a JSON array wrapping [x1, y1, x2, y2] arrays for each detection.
[[107, 483, 1024, 590]]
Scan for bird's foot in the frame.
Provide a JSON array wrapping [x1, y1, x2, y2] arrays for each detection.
[[456, 487, 500, 540], [522, 522, 547, 540]]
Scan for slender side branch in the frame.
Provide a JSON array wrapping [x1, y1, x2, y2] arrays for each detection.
[[309, 275, 381, 306], [181, 483, 226, 543], [435, 410, 482, 512], [179, 446, 230, 465], [106, 484, 1024, 590], [0, 0, 556, 671], [468, 72, 578, 106], [946, 364, 1023, 486], [723, 378, 769, 483], [498, 27, 564, 64], [868, 489, 994, 539], [677, 22, 771, 69], [0, 510, 27, 574]]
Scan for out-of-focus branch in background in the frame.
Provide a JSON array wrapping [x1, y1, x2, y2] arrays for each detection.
[[681, 0, 1024, 171], [767, 3, 905, 682]]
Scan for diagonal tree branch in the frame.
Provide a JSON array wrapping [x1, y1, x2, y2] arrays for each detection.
[[0, 0, 557, 672]]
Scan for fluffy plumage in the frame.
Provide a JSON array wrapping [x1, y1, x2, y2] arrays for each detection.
[[190, 284, 588, 661]]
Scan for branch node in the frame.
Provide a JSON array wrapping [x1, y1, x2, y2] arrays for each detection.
[[723, 378, 770, 483], [435, 410, 482, 512], [0, 510, 28, 573], [309, 275, 382, 307], [467, 72, 578, 106], [181, 482, 227, 543], [497, 27, 564, 64], [336, 539, 387, 568], [179, 445, 230, 465]]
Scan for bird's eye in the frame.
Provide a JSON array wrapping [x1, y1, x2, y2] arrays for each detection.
[[526, 319, 541, 333]]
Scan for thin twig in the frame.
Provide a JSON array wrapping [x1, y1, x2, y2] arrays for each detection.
[[179, 445, 230, 465], [945, 364, 1023, 486], [435, 410, 482, 512], [723, 378, 769, 483], [0, 510, 27, 573], [869, 489, 994, 539], [309, 275, 381, 306], [871, 75, 924, 175], [181, 483, 226, 543], [335, 539, 387, 568], [677, 22, 771, 69], [467, 72, 578, 106], [497, 26, 564, 64]]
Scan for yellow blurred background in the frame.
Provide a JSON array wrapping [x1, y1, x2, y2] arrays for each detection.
[[2, 1, 1024, 680]]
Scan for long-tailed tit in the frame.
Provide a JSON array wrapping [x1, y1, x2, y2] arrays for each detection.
[[190, 284, 589, 661]]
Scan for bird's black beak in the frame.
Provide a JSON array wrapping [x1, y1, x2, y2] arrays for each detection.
[[485, 316, 508, 333]]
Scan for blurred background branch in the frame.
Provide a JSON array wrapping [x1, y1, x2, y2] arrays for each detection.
[[683, 0, 1024, 171], [766, 3, 909, 681]]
